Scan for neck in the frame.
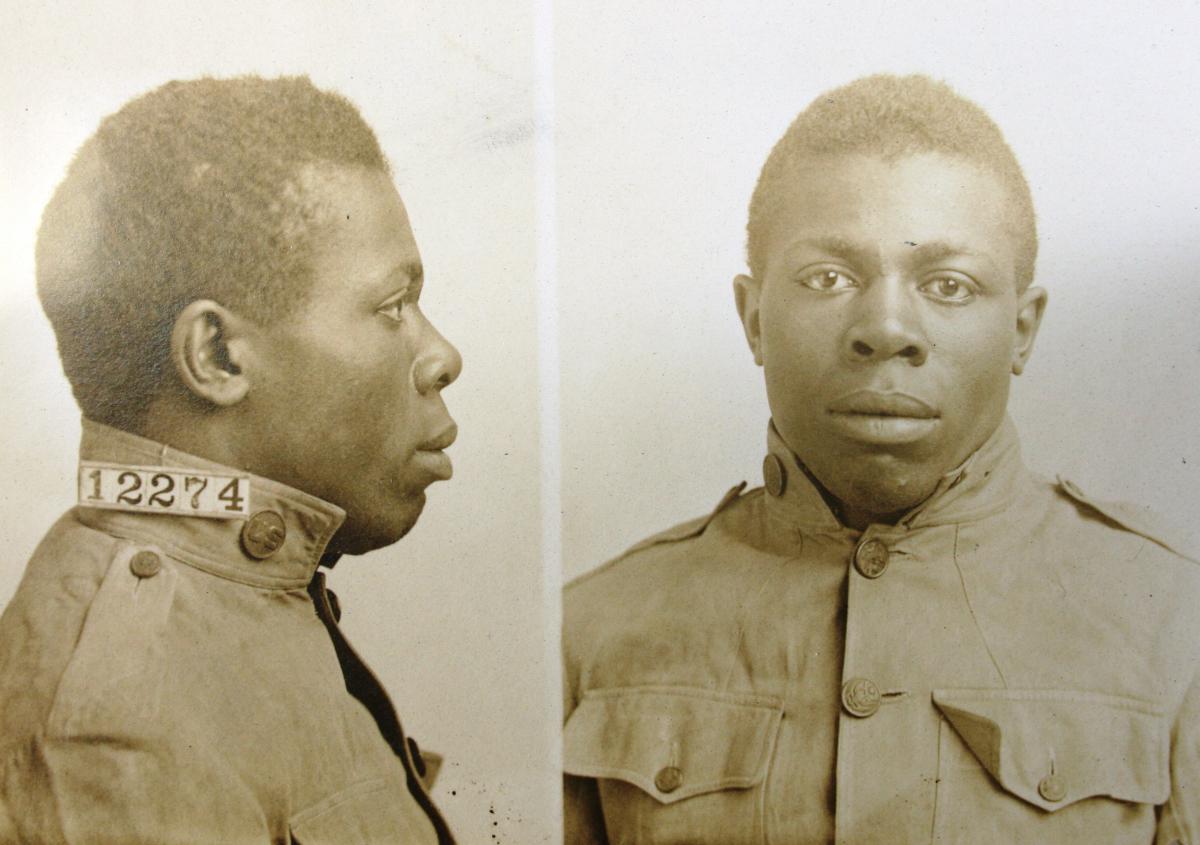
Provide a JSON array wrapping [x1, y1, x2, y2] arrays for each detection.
[[793, 458, 906, 530], [138, 396, 248, 471]]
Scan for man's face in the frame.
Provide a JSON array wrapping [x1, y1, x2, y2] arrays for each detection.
[[239, 166, 461, 554], [737, 152, 1045, 524]]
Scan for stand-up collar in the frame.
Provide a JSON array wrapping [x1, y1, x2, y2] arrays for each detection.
[[75, 419, 346, 589], [762, 416, 1026, 537]]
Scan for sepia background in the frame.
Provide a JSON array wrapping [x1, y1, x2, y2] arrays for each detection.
[[4, 0, 1200, 840], [0, 2, 556, 842], [557, 0, 1200, 581]]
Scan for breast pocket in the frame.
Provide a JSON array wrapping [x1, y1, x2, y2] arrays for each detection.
[[931, 688, 1169, 844], [288, 777, 437, 845], [563, 686, 783, 845]]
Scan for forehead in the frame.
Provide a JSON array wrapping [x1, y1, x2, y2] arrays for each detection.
[[761, 152, 1020, 270], [302, 165, 421, 300]]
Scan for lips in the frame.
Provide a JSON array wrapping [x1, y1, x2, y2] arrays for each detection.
[[418, 422, 458, 452], [827, 390, 938, 419], [826, 390, 940, 445], [413, 422, 457, 481]]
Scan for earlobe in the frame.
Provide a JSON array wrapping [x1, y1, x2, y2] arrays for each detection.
[[733, 274, 764, 366], [1011, 285, 1048, 376], [170, 300, 251, 406]]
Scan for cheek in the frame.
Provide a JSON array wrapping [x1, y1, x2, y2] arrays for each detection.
[[937, 315, 1016, 406], [759, 296, 832, 382], [292, 344, 414, 434]]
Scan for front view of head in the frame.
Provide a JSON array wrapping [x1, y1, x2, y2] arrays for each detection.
[[37, 76, 461, 553], [735, 75, 1047, 527]]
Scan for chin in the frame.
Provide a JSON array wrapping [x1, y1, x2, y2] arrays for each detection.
[[330, 493, 427, 556], [825, 459, 941, 520]]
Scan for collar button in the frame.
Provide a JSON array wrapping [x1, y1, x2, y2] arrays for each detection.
[[854, 538, 890, 579], [763, 454, 787, 497], [241, 510, 287, 560]]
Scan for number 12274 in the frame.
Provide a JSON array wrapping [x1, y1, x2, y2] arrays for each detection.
[[78, 462, 251, 519]]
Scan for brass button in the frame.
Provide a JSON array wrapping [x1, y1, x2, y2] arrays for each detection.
[[654, 765, 683, 793], [241, 510, 287, 559], [1038, 773, 1067, 803], [763, 454, 786, 497], [854, 538, 889, 579], [129, 550, 161, 578], [841, 677, 881, 718]]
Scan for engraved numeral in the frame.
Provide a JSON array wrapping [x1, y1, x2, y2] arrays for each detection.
[[184, 476, 208, 509], [148, 473, 175, 507], [116, 471, 143, 505], [217, 478, 245, 512]]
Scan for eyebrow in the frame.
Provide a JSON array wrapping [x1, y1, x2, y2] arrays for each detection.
[[786, 236, 878, 266], [908, 241, 983, 263], [398, 260, 424, 285], [378, 260, 424, 292], [786, 237, 997, 273]]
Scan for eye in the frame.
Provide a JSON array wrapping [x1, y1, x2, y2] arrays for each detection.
[[919, 275, 976, 303], [375, 297, 407, 322], [799, 269, 857, 293], [374, 286, 417, 319]]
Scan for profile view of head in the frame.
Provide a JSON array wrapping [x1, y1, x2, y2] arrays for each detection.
[[735, 74, 1047, 528], [38, 76, 462, 553]]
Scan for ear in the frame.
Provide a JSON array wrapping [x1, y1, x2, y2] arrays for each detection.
[[1011, 285, 1048, 376], [733, 273, 765, 366], [169, 300, 252, 406]]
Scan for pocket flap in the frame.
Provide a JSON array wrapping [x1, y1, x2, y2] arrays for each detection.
[[289, 778, 434, 844], [563, 686, 783, 804], [932, 689, 1169, 811]]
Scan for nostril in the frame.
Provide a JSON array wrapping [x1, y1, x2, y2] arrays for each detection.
[[900, 344, 928, 366], [851, 340, 873, 357]]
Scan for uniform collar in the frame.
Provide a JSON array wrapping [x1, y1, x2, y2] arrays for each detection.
[[75, 419, 346, 589], [762, 415, 1025, 537]]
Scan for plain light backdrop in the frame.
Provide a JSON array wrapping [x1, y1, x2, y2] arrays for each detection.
[[4, 1, 1200, 840], [556, 0, 1200, 581], [0, 3, 553, 843]]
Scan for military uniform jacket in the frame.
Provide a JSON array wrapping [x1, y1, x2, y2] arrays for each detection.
[[0, 420, 452, 844], [563, 419, 1200, 844]]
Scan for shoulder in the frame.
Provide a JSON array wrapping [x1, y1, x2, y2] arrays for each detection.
[[0, 514, 181, 749], [565, 482, 750, 596], [563, 482, 755, 659], [1049, 474, 1198, 566]]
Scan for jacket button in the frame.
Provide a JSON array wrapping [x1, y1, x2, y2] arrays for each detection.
[[854, 538, 889, 578], [654, 765, 683, 793], [763, 454, 787, 497], [1038, 773, 1067, 802], [841, 677, 881, 718], [241, 510, 287, 559], [129, 550, 161, 578]]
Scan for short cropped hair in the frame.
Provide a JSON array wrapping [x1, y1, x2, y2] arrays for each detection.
[[36, 75, 389, 430], [747, 74, 1037, 290]]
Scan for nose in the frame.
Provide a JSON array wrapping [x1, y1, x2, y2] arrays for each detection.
[[842, 278, 929, 366], [413, 313, 462, 395]]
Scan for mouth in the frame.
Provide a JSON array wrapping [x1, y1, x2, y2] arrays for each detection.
[[418, 422, 458, 452], [826, 390, 940, 445], [414, 422, 458, 481]]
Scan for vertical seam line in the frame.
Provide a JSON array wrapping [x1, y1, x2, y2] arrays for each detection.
[[951, 524, 1008, 688]]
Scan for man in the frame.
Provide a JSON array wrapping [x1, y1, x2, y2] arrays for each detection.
[[0, 76, 461, 843], [562, 74, 1199, 844]]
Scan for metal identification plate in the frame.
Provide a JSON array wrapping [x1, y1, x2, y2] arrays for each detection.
[[78, 461, 251, 519]]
